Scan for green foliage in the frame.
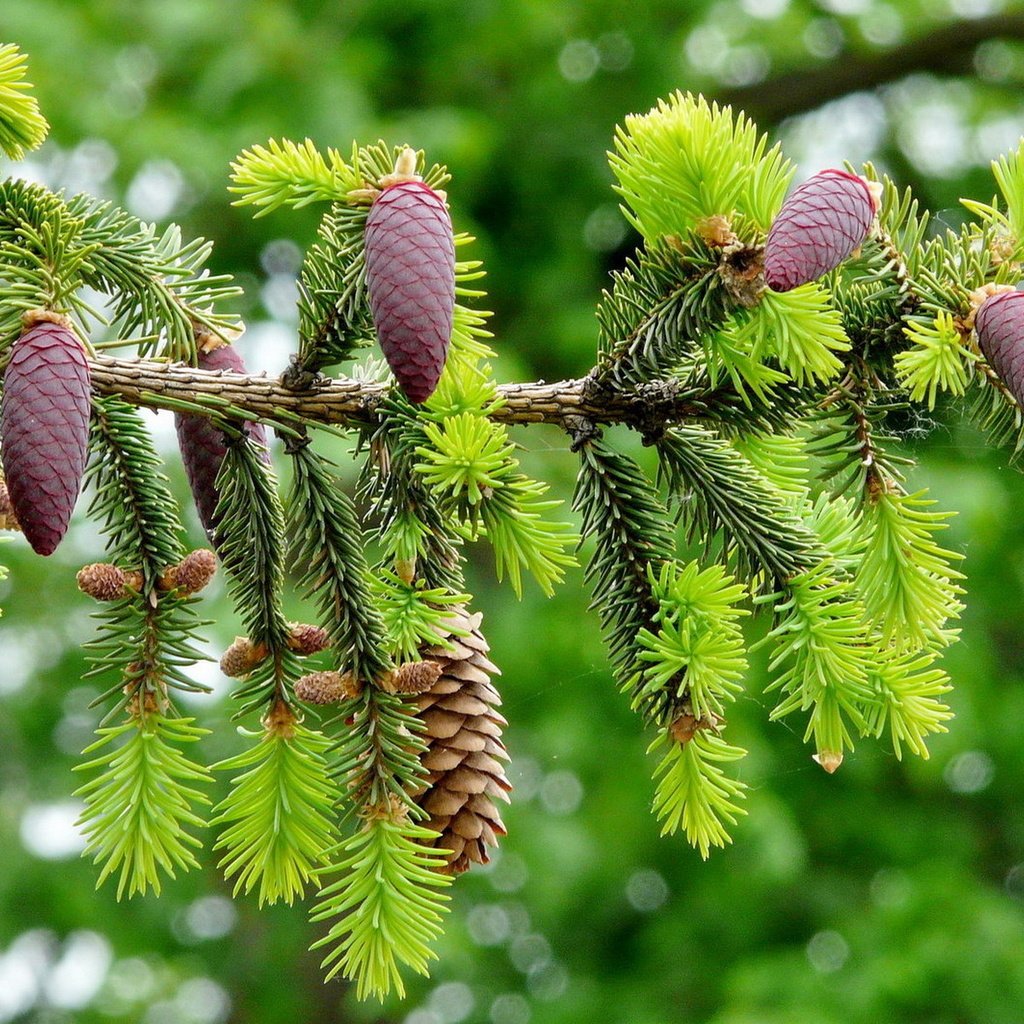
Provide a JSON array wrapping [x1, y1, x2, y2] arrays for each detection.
[[707, 282, 850, 399], [574, 437, 676, 721], [0, 42, 47, 159], [863, 648, 953, 760], [84, 397, 209, 716], [894, 312, 972, 409], [751, 285, 850, 385], [648, 729, 748, 858], [286, 443, 392, 681], [75, 204, 242, 362], [657, 425, 823, 585], [762, 562, 875, 766], [211, 721, 341, 907], [856, 488, 964, 651], [310, 814, 452, 997], [214, 439, 291, 713], [416, 412, 514, 505], [229, 138, 362, 216], [87, 396, 186, 582], [610, 91, 793, 239], [74, 715, 210, 899], [635, 560, 749, 721], [984, 137, 1024, 248], [332, 685, 429, 811], [371, 571, 469, 662]]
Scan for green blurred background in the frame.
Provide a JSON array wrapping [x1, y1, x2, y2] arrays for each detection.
[[4, 1, 1024, 1021]]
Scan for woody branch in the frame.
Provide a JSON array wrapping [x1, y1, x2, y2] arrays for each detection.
[[86, 355, 722, 432]]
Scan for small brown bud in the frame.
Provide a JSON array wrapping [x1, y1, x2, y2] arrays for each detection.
[[220, 636, 269, 678], [813, 750, 843, 774], [669, 711, 721, 746], [380, 659, 443, 695], [163, 548, 217, 595], [287, 623, 331, 656], [77, 563, 130, 601], [295, 670, 362, 704], [263, 697, 296, 738], [695, 214, 736, 248]]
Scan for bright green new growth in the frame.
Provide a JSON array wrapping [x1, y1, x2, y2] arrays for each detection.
[[857, 489, 964, 651], [0, 43, 48, 159], [611, 91, 793, 240], [649, 730, 748, 858], [74, 716, 210, 899], [311, 816, 453, 998], [895, 312, 972, 408], [211, 724, 341, 906]]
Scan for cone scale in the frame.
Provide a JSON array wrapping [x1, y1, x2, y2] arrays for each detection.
[[1, 317, 91, 555], [364, 179, 455, 404]]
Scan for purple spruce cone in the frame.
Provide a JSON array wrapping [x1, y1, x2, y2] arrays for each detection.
[[764, 169, 877, 293], [364, 180, 455, 404], [175, 343, 268, 542], [0, 318, 91, 555], [975, 289, 1024, 405]]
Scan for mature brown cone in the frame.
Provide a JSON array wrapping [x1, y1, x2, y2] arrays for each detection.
[[410, 607, 511, 874]]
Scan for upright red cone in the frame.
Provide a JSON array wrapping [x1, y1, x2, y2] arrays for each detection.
[[975, 288, 1024, 404], [364, 150, 455, 404], [1, 315, 91, 555], [764, 169, 879, 293], [175, 342, 268, 542]]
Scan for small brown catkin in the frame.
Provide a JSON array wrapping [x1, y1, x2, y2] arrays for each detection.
[[164, 548, 217, 595], [409, 607, 511, 875], [295, 670, 362, 705], [287, 623, 331, 656], [220, 636, 269, 678], [77, 563, 130, 602]]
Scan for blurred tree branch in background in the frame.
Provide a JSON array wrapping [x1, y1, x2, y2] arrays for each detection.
[[722, 13, 1024, 121]]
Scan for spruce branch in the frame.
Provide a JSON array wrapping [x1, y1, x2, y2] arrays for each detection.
[[648, 729, 748, 859], [862, 649, 954, 760], [74, 714, 211, 899], [210, 719, 341, 907], [574, 437, 677, 725], [229, 138, 362, 216], [84, 396, 209, 717], [635, 561, 750, 723], [760, 563, 877, 770], [856, 488, 964, 651], [656, 425, 824, 586], [286, 442, 392, 681], [310, 810, 453, 998], [213, 438, 292, 714], [0, 43, 48, 159]]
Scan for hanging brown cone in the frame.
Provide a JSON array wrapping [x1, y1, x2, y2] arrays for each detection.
[[408, 607, 511, 874]]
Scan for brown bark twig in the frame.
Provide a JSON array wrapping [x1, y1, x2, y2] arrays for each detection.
[[86, 355, 713, 432]]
